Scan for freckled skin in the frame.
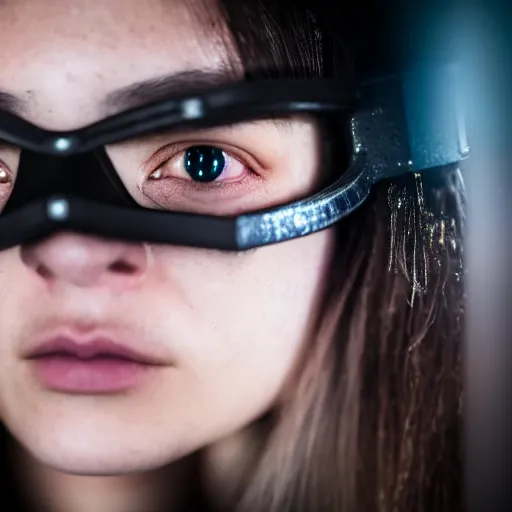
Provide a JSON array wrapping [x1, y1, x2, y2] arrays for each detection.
[[0, 0, 333, 491]]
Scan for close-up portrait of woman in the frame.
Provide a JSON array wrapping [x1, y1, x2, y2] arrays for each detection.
[[0, 0, 465, 511]]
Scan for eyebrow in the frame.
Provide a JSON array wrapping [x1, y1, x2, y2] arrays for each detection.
[[0, 67, 240, 118], [102, 67, 240, 114], [0, 67, 293, 136]]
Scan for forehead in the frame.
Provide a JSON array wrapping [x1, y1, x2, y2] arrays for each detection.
[[0, 0, 237, 128]]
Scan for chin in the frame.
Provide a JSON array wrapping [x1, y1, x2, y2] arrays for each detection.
[[13, 415, 197, 476], [30, 438, 170, 476]]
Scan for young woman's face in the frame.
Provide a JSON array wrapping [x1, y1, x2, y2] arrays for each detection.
[[0, 0, 334, 475]]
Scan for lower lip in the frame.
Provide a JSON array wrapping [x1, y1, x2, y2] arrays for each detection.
[[31, 355, 154, 394]]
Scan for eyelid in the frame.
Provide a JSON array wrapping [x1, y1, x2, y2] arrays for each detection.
[[0, 157, 13, 176], [0, 144, 22, 177], [0, 160, 10, 175]]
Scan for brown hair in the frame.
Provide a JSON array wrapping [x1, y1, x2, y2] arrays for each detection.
[[213, 1, 466, 510], [230, 174, 465, 512]]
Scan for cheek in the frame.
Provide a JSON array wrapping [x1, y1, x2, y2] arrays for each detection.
[[150, 230, 334, 393], [0, 249, 30, 333]]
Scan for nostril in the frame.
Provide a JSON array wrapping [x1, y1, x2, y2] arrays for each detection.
[[108, 260, 138, 274], [37, 265, 53, 279]]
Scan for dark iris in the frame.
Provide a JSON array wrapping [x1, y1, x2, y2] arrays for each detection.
[[184, 146, 226, 183]]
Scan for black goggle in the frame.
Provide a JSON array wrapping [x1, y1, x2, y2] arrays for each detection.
[[0, 63, 468, 251]]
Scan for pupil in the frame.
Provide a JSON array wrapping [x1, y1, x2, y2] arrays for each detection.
[[184, 146, 226, 183]]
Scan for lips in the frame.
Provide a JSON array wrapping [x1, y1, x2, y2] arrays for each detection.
[[28, 337, 163, 365], [27, 335, 166, 394]]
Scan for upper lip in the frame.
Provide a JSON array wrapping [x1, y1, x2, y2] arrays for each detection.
[[27, 336, 166, 365]]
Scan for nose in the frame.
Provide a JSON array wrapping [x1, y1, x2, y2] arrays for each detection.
[[20, 232, 149, 288]]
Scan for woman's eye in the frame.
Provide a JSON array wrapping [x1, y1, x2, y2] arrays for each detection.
[[0, 166, 11, 184], [0, 161, 14, 212], [0, 161, 14, 190], [184, 146, 226, 183], [148, 145, 247, 184]]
